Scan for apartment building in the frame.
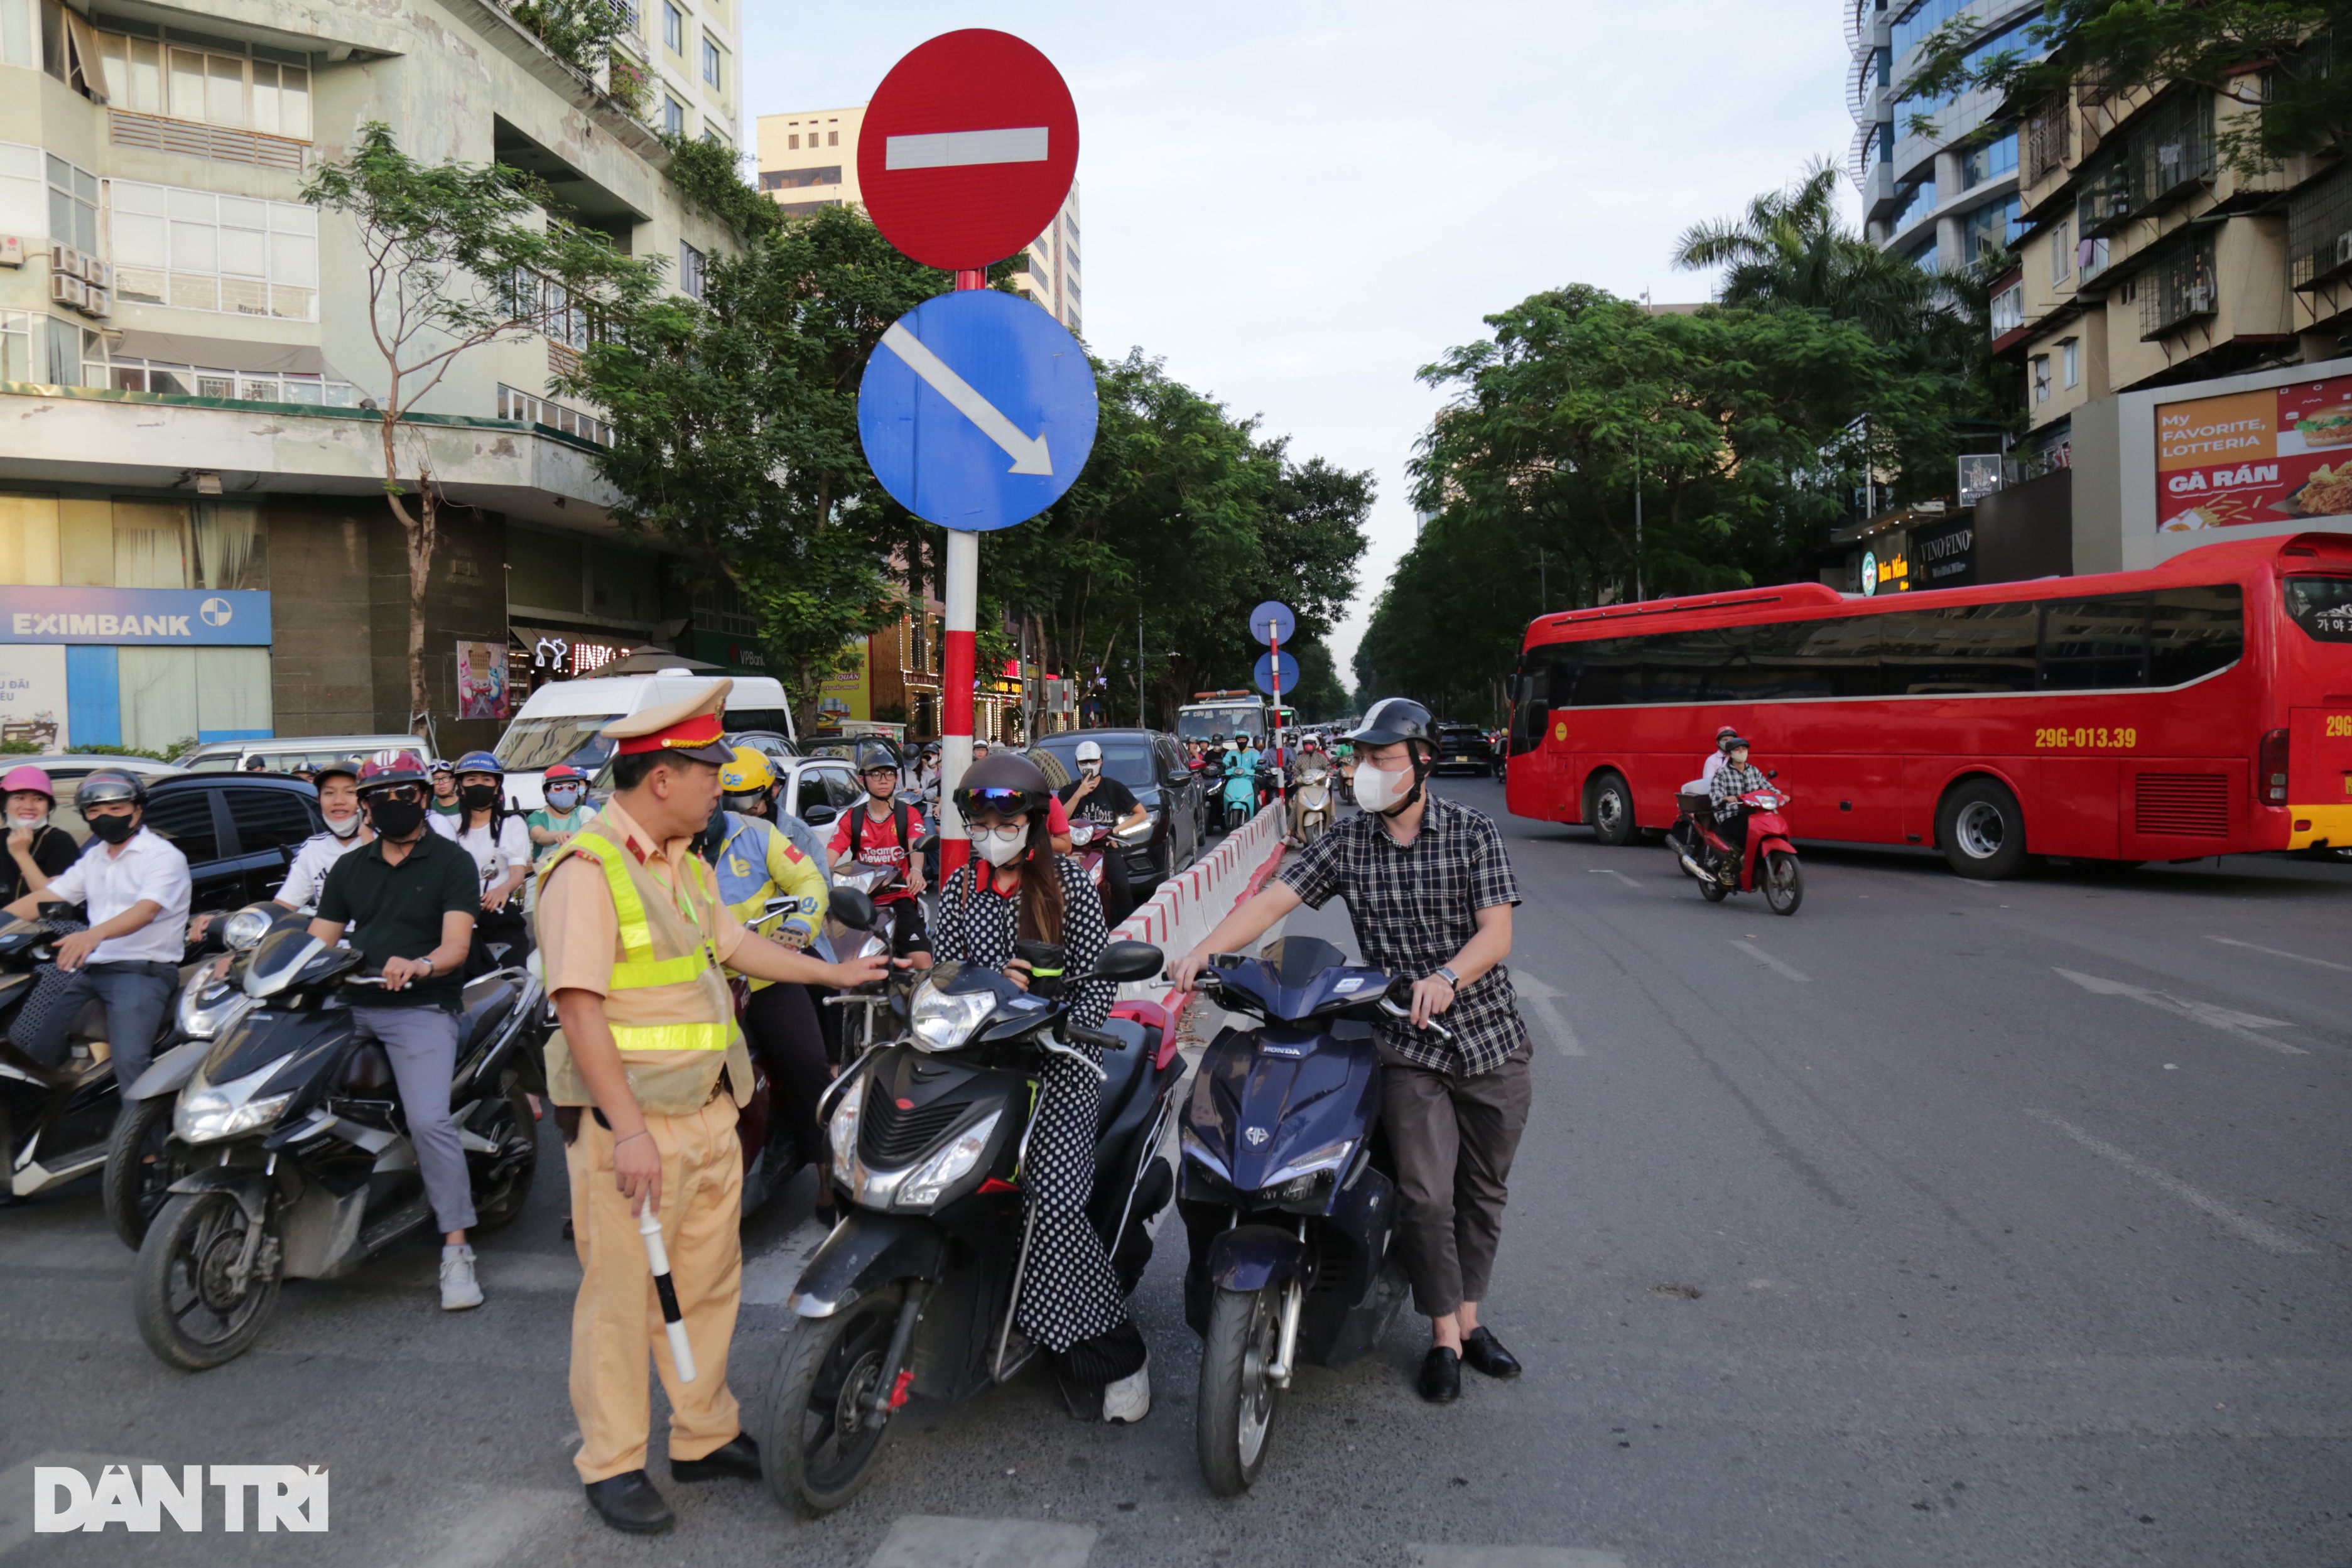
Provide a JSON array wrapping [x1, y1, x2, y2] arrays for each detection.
[[0, 0, 742, 755], [1846, 0, 2042, 271], [625, 0, 740, 151], [756, 104, 1083, 336]]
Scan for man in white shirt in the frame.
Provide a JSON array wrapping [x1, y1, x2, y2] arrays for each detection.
[[5, 769, 192, 1086], [277, 759, 372, 909]]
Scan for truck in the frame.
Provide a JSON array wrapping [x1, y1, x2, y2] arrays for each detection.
[[1174, 689, 1268, 748]]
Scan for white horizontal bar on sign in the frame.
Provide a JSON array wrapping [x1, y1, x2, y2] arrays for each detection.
[[885, 127, 1050, 170]]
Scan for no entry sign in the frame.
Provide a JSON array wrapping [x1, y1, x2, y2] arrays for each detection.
[[857, 30, 1080, 271]]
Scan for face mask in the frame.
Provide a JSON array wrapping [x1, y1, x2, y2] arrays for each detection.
[[8, 808, 46, 830], [459, 783, 499, 810], [87, 813, 137, 845], [546, 788, 584, 812], [975, 825, 1027, 867], [1080, 761, 1100, 777], [325, 810, 362, 840], [1352, 760, 1417, 816], [368, 798, 427, 840]]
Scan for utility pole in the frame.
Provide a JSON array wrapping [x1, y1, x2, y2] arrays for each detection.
[[1537, 545, 1547, 614], [1137, 612, 1146, 729], [1633, 429, 1645, 603]]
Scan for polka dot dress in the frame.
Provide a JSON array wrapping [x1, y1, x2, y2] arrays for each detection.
[[928, 854, 1126, 1353]]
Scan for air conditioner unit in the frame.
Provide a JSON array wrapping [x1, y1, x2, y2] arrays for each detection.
[[2334, 230, 2352, 266], [0, 235, 23, 268], [79, 284, 111, 319], [48, 244, 82, 279], [48, 272, 86, 309], [82, 257, 109, 291]]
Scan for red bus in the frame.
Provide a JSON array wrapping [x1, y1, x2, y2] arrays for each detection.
[[1502, 532, 2352, 877]]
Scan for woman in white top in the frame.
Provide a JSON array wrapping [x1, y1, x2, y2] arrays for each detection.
[[447, 750, 533, 963]]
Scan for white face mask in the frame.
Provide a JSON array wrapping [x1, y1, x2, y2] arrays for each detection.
[[8, 808, 46, 830], [324, 809, 362, 839], [1079, 760, 1100, 777], [975, 825, 1027, 867], [1353, 758, 1416, 815]]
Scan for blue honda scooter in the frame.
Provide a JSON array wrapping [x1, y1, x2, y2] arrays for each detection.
[[1178, 936, 1450, 1495]]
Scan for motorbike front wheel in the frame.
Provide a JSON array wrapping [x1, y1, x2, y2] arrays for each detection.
[[134, 1189, 282, 1370], [1197, 1284, 1283, 1497], [1762, 852, 1804, 916], [761, 1285, 904, 1515], [102, 1096, 179, 1248]]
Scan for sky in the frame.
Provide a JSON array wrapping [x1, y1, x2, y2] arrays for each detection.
[[739, 1, 1863, 684]]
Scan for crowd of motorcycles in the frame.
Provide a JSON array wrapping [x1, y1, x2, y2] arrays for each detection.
[[0, 737, 1474, 1513]]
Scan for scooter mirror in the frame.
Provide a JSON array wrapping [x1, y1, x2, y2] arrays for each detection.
[[1768, 769, 1779, 780], [1088, 940, 1165, 985], [829, 885, 877, 933]]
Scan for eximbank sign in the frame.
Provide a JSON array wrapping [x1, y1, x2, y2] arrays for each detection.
[[0, 588, 271, 644]]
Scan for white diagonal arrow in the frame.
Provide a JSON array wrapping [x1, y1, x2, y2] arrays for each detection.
[[1512, 971, 1585, 1056], [2054, 968, 2307, 1055], [879, 320, 1052, 475]]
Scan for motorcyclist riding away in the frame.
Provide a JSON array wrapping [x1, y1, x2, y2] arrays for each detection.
[[1706, 737, 1769, 879]]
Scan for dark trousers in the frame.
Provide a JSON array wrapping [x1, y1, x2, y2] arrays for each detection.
[[741, 981, 828, 1171], [1380, 1044, 1534, 1317], [1098, 844, 1135, 926], [22, 960, 178, 1088]]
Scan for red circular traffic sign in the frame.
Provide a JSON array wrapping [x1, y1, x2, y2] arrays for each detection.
[[857, 30, 1079, 271]]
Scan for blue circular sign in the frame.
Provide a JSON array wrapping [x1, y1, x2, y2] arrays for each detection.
[[1254, 650, 1299, 696], [857, 289, 1098, 531], [1249, 600, 1295, 647]]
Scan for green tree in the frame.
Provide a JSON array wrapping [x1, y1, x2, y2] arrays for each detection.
[[303, 122, 653, 734], [565, 204, 1012, 727], [1905, 1, 2351, 173], [1672, 158, 1947, 343]]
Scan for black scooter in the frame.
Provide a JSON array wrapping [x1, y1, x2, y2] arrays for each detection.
[[1180, 936, 1451, 1495], [759, 890, 1174, 1515], [130, 924, 546, 1370]]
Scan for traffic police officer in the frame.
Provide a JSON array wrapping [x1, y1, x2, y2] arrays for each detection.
[[533, 682, 888, 1535]]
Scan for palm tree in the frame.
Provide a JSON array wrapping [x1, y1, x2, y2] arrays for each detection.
[[1672, 158, 1945, 345]]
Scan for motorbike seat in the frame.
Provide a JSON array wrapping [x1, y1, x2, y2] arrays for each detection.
[[1092, 1017, 1154, 1136], [456, 975, 518, 1056]]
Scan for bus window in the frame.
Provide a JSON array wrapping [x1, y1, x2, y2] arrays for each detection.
[[2149, 585, 2245, 682], [2282, 576, 2352, 641], [1879, 603, 2038, 696], [2039, 595, 2151, 690]]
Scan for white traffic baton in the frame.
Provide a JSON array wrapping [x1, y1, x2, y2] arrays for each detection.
[[639, 1205, 697, 1383]]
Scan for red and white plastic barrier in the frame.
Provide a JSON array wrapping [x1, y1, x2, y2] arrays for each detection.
[[1112, 802, 1287, 1008]]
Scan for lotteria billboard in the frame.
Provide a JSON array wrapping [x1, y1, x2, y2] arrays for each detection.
[[0, 588, 271, 644], [2155, 371, 2352, 534]]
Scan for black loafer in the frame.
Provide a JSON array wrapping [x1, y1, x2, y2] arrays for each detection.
[[584, 1471, 673, 1533], [669, 1432, 761, 1483], [1462, 1326, 1522, 1380], [1418, 1345, 1461, 1403]]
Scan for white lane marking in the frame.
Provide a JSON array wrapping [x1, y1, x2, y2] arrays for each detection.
[[2054, 969, 2308, 1055], [1512, 973, 1585, 1056], [742, 1215, 832, 1306], [2208, 935, 2352, 975], [885, 126, 1050, 170], [1584, 867, 1640, 889], [878, 322, 1053, 474], [2026, 1108, 2316, 1255], [404, 1488, 575, 1568], [1730, 939, 1809, 982], [1408, 1547, 1629, 1568], [867, 1515, 1097, 1568]]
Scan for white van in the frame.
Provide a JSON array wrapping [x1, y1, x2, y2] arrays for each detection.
[[492, 670, 794, 810]]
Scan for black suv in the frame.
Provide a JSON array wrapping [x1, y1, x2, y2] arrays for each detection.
[[1430, 722, 1499, 777], [139, 774, 325, 917], [1026, 729, 1205, 889]]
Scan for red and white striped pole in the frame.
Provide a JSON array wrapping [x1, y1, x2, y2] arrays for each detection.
[[935, 266, 989, 880]]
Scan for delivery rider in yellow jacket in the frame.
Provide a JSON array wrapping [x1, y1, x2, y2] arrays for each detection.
[[534, 681, 888, 1537]]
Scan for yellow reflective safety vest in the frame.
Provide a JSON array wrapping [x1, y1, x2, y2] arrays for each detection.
[[533, 814, 752, 1117]]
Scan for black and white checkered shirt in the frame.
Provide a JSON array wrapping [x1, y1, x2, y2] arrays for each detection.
[[1277, 793, 1529, 1076]]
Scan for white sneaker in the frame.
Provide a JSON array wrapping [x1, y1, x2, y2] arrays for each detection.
[[1102, 1354, 1150, 1424], [440, 1244, 484, 1311]]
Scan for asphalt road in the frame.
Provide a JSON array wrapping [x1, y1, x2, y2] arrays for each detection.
[[3, 776, 2348, 1567]]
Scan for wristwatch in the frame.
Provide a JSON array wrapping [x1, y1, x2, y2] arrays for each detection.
[[1433, 965, 1461, 989]]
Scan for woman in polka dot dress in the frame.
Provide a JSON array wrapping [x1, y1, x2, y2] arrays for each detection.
[[931, 754, 1152, 1424]]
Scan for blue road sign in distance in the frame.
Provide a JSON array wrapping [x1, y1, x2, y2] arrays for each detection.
[[1249, 600, 1295, 647], [857, 289, 1098, 532], [1254, 650, 1299, 697]]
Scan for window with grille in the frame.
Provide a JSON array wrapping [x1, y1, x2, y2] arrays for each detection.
[[2288, 161, 2352, 291], [2138, 230, 2218, 340]]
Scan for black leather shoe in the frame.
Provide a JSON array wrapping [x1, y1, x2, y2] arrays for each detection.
[[669, 1432, 761, 1482], [1461, 1326, 1523, 1380], [584, 1471, 674, 1533], [1418, 1345, 1461, 1403]]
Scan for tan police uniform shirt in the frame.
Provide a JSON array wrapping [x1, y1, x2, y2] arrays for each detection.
[[537, 794, 751, 998]]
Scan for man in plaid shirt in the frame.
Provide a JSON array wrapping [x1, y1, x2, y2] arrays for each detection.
[[1173, 698, 1532, 1405]]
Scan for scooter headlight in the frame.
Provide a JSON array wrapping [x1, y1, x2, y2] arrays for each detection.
[[1260, 1138, 1355, 1214], [894, 1108, 1003, 1211], [176, 970, 257, 1041], [172, 1051, 296, 1144], [909, 981, 994, 1052], [826, 1075, 865, 1187]]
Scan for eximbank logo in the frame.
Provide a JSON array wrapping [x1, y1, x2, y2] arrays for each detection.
[[0, 587, 271, 646], [35, 1464, 328, 1533]]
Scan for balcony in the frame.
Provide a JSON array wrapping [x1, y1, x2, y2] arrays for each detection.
[[2138, 231, 2219, 340], [2123, 92, 2215, 217], [2022, 104, 2068, 187], [2289, 162, 2352, 293], [2077, 157, 2133, 237]]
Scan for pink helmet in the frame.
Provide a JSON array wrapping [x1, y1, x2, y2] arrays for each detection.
[[1, 765, 55, 803]]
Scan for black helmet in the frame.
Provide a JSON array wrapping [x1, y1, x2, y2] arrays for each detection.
[[952, 752, 1053, 821], [74, 768, 149, 810], [1348, 696, 1437, 757], [1721, 735, 1753, 752]]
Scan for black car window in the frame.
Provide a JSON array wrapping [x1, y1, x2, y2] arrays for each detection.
[[794, 768, 831, 818], [225, 786, 320, 855], [823, 767, 864, 810], [143, 791, 222, 863]]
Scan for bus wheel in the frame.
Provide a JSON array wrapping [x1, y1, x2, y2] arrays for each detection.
[[1586, 771, 1635, 847], [1937, 779, 2027, 880]]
